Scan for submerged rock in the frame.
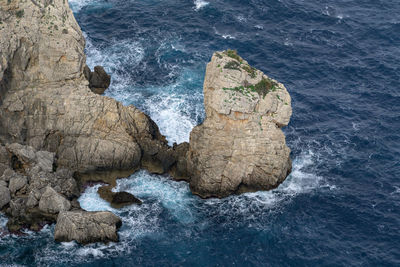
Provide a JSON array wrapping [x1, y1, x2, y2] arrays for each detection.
[[98, 185, 142, 209], [181, 50, 292, 198], [54, 211, 122, 244]]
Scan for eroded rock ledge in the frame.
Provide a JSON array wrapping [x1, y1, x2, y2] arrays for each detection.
[[0, 0, 292, 244]]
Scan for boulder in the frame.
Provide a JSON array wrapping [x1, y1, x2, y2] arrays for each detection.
[[8, 174, 27, 194], [182, 50, 292, 198], [0, 145, 9, 164], [112, 192, 142, 206], [0, 168, 14, 182], [5, 143, 55, 173], [84, 65, 111, 95], [39, 186, 71, 214], [98, 186, 142, 208], [54, 211, 122, 244], [0, 163, 9, 177], [0, 185, 11, 209]]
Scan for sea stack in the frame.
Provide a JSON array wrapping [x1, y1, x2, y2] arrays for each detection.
[[183, 50, 292, 198]]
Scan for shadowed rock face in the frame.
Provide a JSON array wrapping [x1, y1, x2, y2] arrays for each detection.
[[84, 65, 111, 95], [181, 51, 292, 198]]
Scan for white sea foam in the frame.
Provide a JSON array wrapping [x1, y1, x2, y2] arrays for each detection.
[[213, 27, 236, 39], [194, 0, 209, 11], [78, 184, 115, 212], [68, 0, 94, 12], [114, 171, 196, 224], [0, 213, 8, 229]]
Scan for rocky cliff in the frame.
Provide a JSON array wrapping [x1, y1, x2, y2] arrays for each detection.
[[0, 0, 180, 242], [181, 50, 292, 198], [0, 0, 176, 174]]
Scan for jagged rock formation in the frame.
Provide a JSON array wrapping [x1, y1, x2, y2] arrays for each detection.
[[0, 0, 180, 242], [0, 0, 293, 244], [0, 0, 174, 174], [180, 50, 292, 198], [54, 211, 122, 244], [0, 143, 80, 231]]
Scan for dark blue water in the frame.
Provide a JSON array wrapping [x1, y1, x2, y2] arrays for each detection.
[[1, 0, 399, 265]]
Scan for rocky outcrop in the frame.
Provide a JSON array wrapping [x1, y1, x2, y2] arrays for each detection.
[[0, 0, 182, 242], [54, 211, 122, 244], [0, 0, 173, 174], [179, 50, 292, 198], [84, 65, 111, 95], [0, 143, 79, 231]]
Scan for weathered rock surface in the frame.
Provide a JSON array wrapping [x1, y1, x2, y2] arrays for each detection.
[[0, 143, 78, 231], [0, 0, 173, 174], [84, 65, 111, 95], [8, 174, 27, 194], [0, 185, 11, 209], [39, 186, 71, 214], [54, 211, 122, 244], [181, 50, 292, 198]]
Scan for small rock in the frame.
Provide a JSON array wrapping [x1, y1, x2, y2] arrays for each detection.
[[85, 65, 111, 95], [35, 150, 55, 172], [9, 175, 28, 194], [0, 168, 14, 182], [0, 145, 9, 164], [6, 143, 36, 165], [0, 185, 11, 209], [39, 186, 71, 214], [54, 211, 122, 244], [0, 163, 10, 176], [26, 191, 39, 208]]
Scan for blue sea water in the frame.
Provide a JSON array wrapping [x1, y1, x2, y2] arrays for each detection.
[[1, 0, 400, 265]]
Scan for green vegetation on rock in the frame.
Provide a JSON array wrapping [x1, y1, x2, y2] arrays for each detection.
[[224, 60, 240, 70], [224, 49, 242, 63], [223, 77, 279, 99], [16, 10, 24, 19], [242, 64, 257, 78]]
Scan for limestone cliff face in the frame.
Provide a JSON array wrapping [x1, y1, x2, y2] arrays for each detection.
[[0, 0, 172, 173], [185, 51, 292, 198]]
